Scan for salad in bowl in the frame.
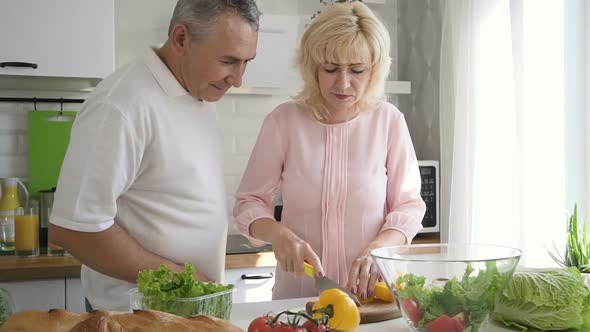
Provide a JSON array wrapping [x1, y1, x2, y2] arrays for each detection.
[[371, 244, 521, 332]]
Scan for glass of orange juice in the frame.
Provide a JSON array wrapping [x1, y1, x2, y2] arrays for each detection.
[[46, 207, 65, 256], [15, 201, 39, 257]]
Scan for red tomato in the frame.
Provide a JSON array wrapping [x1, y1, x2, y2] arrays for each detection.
[[400, 299, 422, 327], [248, 316, 275, 332], [274, 323, 307, 332], [302, 320, 328, 332], [425, 315, 455, 332]]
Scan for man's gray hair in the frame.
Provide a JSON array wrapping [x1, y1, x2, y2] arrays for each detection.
[[168, 0, 261, 41]]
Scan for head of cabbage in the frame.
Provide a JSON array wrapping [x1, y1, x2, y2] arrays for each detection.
[[492, 267, 590, 331]]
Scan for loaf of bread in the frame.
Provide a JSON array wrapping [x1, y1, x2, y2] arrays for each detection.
[[0, 309, 244, 332]]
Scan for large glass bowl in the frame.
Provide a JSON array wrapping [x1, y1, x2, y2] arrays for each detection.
[[371, 244, 521, 332]]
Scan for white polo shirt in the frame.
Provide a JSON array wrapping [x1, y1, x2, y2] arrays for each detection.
[[51, 49, 228, 311]]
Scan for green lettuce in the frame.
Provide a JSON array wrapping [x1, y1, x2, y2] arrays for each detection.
[[492, 267, 590, 331], [396, 261, 507, 332], [137, 263, 234, 318], [0, 288, 14, 325]]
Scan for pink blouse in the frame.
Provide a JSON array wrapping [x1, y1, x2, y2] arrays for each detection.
[[233, 101, 425, 299]]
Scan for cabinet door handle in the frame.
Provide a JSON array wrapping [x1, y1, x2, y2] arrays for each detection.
[[241, 273, 274, 280], [0, 62, 38, 69]]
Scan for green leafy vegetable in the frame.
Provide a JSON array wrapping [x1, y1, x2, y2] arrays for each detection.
[[549, 204, 590, 273], [0, 288, 14, 325], [137, 263, 234, 319], [395, 261, 508, 332], [492, 267, 590, 331]]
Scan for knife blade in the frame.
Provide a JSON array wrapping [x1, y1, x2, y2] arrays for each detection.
[[303, 261, 361, 307]]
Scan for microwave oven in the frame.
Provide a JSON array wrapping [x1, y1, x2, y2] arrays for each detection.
[[417, 160, 439, 233], [273, 160, 440, 233]]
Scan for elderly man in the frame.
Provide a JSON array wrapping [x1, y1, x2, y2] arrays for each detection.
[[49, 0, 260, 311]]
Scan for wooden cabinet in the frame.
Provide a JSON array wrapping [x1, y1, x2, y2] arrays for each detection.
[[0, 279, 65, 311], [0, 0, 115, 79], [225, 267, 275, 303]]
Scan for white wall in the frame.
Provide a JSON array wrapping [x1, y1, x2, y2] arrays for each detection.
[[115, 0, 176, 68], [0, 102, 28, 179], [564, 0, 588, 216], [397, 0, 442, 161], [582, 1, 590, 222], [586, 0, 590, 218]]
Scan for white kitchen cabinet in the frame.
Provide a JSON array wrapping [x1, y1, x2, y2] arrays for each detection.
[[0, 0, 115, 79], [65, 277, 86, 312], [225, 267, 275, 303], [0, 279, 65, 311]]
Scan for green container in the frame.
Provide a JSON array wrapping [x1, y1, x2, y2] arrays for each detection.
[[128, 287, 235, 320]]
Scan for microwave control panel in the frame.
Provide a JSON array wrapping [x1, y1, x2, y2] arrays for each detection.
[[419, 165, 437, 228]]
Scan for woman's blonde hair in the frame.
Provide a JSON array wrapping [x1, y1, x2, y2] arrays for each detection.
[[295, 1, 391, 122]]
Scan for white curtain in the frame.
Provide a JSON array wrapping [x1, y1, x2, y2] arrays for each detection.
[[439, 0, 572, 267]]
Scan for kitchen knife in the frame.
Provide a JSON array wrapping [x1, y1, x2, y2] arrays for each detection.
[[303, 261, 361, 307]]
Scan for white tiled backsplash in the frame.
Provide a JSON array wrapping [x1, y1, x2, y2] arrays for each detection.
[[0, 102, 28, 179], [0, 94, 290, 234]]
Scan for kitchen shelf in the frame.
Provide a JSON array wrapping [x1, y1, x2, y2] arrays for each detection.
[[228, 80, 411, 96], [385, 80, 411, 94], [0, 80, 410, 98], [227, 86, 282, 96]]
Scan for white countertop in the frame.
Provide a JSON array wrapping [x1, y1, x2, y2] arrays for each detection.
[[231, 297, 511, 331]]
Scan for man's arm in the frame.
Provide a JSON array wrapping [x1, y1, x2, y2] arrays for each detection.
[[48, 222, 209, 283]]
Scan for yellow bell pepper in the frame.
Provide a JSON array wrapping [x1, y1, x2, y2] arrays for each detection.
[[312, 288, 360, 332], [354, 281, 394, 303], [374, 281, 394, 302], [356, 295, 375, 305]]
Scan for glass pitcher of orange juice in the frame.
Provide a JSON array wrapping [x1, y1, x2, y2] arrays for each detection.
[[14, 201, 39, 257], [0, 177, 29, 252]]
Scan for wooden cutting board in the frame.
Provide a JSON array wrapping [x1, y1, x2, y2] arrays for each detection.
[[306, 299, 401, 324]]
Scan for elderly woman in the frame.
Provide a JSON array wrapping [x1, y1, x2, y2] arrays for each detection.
[[233, 2, 425, 300]]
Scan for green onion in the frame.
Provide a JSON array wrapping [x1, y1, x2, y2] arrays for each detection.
[[549, 204, 590, 273]]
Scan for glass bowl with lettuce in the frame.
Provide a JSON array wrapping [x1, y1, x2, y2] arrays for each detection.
[[129, 263, 235, 319], [371, 244, 521, 332]]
